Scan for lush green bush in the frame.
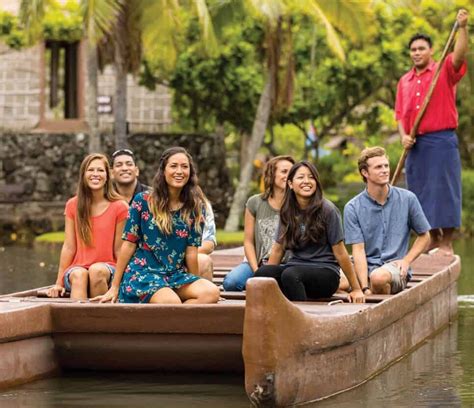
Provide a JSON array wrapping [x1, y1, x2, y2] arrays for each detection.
[[462, 170, 474, 236], [0, 12, 26, 49], [0, 1, 82, 49]]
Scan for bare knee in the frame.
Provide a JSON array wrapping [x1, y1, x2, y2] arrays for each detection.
[[370, 270, 391, 293], [88, 263, 111, 286], [150, 288, 182, 304], [69, 268, 89, 286], [197, 282, 220, 303]]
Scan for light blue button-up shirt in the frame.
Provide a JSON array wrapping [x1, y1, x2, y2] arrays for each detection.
[[344, 186, 430, 277]]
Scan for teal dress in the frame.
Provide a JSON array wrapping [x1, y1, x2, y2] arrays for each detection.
[[119, 192, 202, 303]]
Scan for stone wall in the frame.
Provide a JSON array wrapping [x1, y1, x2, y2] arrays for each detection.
[[0, 132, 233, 244]]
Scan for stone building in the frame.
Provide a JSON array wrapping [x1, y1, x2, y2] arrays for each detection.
[[0, 0, 172, 133]]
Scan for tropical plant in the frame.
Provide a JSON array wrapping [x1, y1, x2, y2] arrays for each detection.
[[223, 0, 373, 231], [98, 0, 218, 149]]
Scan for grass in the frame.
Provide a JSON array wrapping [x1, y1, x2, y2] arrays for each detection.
[[216, 229, 244, 245], [35, 232, 66, 243], [35, 230, 244, 245]]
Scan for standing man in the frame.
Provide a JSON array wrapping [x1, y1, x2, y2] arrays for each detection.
[[111, 149, 149, 205], [344, 147, 431, 295], [395, 9, 469, 255]]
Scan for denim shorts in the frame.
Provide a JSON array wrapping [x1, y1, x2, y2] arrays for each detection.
[[63, 263, 115, 292]]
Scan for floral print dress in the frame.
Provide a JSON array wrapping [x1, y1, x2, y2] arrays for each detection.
[[118, 192, 202, 303]]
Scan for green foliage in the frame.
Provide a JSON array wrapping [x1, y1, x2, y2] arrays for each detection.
[[167, 20, 264, 132], [462, 170, 474, 236], [1, 2, 83, 47], [42, 0, 83, 42], [0, 12, 26, 49]]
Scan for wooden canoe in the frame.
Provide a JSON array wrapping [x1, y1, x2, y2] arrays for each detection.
[[0, 249, 460, 407]]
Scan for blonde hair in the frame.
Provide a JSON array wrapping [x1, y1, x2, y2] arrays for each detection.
[[358, 146, 388, 183]]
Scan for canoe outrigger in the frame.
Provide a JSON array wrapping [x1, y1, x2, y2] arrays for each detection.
[[0, 248, 460, 407]]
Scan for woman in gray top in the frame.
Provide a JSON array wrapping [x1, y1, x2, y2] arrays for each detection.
[[222, 155, 295, 291]]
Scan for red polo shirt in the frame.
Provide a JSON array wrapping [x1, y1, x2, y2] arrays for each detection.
[[395, 53, 467, 135]]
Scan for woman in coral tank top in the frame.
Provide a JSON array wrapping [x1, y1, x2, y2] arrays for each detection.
[[48, 153, 128, 300]]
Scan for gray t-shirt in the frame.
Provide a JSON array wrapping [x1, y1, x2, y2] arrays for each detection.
[[246, 194, 280, 264], [277, 199, 343, 275]]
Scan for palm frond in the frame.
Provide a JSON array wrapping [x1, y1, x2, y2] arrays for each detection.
[[308, 0, 373, 43], [140, 0, 183, 72], [299, 0, 345, 61], [80, 0, 122, 43], [244, 0, 286, 27], [208, 0, 246, 36], [18, 0, 51, 43], [193, 0, 218, 55]]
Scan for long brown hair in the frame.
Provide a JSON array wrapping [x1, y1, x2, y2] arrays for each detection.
[[279, 161, 328, 249], [261, 155, 295, 200], [148, 147, 205, 235], [76, 153, 121, 246]]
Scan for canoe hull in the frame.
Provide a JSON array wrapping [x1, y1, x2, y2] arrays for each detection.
[[243, 256, 460, 407]]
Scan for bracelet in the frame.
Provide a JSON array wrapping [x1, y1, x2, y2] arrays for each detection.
[[362, 286, 370, 293]]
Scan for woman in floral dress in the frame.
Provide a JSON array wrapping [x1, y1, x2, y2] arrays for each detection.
[[95, 147, 220, 304]]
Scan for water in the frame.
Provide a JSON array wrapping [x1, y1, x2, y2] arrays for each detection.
[[0, 239, 473, 407]]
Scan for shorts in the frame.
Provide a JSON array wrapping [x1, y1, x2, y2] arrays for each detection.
[[64, 263, 115, 292], [371, 261, 407, 294]]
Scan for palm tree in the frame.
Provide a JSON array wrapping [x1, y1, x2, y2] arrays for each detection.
[[81, 1, 121, 152], [106, 0, 217, 149], [224, 0, 373, 231]]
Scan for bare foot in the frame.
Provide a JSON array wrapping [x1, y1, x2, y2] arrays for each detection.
[[438, 245, 454, 255], [424, 242, 439, 254], [429, 248, 455, 261]]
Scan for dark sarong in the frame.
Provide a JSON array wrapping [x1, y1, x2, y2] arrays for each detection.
[[405, 130, 461, 229]]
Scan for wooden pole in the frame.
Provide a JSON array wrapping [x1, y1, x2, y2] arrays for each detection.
[[391, 21, 459, 186]]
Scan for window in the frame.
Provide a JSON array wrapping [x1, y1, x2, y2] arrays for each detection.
[[44, 40, 79, 119]]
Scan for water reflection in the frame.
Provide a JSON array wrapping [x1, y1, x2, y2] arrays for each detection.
[[0, 240, 473, 407], [0, 373, 249, 408], [315, 323, 463, 408], [0, 244, 59, 294]]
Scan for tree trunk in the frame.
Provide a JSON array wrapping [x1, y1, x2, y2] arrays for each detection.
[[224, 74, 273, 231], [114, 42, 128, 149], [86, 39, 101, 153]]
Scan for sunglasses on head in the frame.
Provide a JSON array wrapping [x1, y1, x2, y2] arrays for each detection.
[[112, 149, 135, 159]]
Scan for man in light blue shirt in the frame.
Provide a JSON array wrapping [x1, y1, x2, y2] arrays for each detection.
[[344, 147, 431, 295], [198, 203, 217, 281]]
